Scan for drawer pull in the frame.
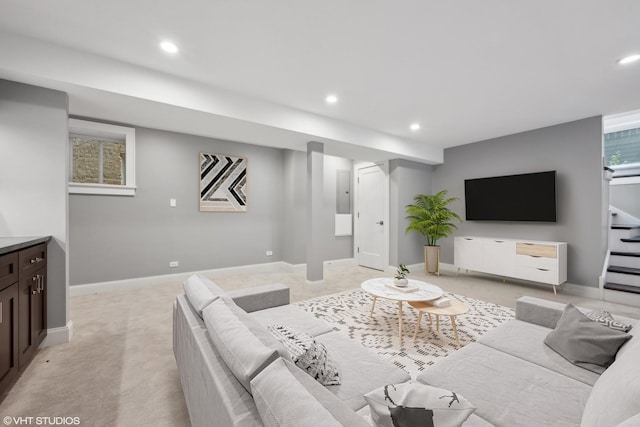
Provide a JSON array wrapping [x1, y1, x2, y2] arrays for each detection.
[[536, 268, 550, 272], [529, 255, 541, 258], [464, 238, 473, 240], [30, 257, 43, 264], [494, 240, 504, 243]]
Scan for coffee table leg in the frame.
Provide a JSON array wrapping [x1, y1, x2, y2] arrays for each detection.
[[450, 315, 460, 347], [369, 296, 377, 317], [398, 301, 403, 340], [413, 311, 423, 340], [436, 315, 440, 332]]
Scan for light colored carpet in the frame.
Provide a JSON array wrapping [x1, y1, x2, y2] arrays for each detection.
[[0, 262, 636, 426], [295, 288, 515, 379]]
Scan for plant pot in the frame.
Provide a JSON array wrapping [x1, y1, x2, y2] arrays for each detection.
[[424, 245, 440, 276], [393, 278, 408, 287]]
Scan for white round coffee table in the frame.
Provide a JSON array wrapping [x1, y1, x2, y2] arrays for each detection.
[[361, 278, 443, 341]]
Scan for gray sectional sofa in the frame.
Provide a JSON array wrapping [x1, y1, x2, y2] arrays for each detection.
[[173, 275, 640, 426]]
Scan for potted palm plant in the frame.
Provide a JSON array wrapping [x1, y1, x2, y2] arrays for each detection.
[[405, 190, 462, 275]]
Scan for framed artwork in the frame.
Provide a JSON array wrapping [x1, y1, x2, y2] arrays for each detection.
[[200, 153, 247, 212]]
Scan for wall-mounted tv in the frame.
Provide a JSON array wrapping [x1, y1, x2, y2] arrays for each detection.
[[464, 171, 557, 222]]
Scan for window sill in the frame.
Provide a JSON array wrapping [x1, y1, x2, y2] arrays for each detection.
[[69, 183, 137, 196]]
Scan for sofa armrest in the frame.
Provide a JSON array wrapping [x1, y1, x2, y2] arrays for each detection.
[[227, 283, 290, 313], [515, 296, 567, 329]]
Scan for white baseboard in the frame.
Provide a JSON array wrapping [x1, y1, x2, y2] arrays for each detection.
[[561, 283, 601, 299], [70, 258, 357, 296], [41, 321, 73, 347], [604, 289, 640, 307], [70, 262, 285, 296]]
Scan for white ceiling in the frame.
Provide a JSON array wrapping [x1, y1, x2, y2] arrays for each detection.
[[1, 0, 639, 163]]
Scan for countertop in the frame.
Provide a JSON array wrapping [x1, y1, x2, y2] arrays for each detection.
[[0, 236, 52, 256]]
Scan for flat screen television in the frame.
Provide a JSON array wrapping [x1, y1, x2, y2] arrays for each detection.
[[464, 171, 557, 222]]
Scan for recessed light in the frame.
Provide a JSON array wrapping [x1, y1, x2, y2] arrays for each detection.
[[160, 41, 179, 54], [325, 94, 338, 104], [410, 123, 421, 131], [617, 54, 640, 65]]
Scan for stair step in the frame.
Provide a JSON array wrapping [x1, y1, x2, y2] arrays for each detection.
[[611, 225, 640, 230], [607, 266, 640, 276], [611, 251, 640, 257], [621, 236, 640, 243], [604, 282, 640, 294]]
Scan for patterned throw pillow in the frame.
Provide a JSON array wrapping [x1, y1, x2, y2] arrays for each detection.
[[364, 382, 475, 427], [267, 325, 341, 386], [587, 310, 633, 333]]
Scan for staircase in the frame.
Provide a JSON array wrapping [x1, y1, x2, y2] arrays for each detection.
[[604, 224, 640, 306]]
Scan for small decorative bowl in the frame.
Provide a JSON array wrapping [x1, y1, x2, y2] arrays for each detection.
[[393, 278, 408, 287]]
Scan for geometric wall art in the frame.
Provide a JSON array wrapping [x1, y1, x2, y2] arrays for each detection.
[[199, 153, 247, 212]]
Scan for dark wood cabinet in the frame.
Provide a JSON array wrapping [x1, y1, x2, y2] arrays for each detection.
[[0, 282, 19, 398], [0, 241, 47, 400]]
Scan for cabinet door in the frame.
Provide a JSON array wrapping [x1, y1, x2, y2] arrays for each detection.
[[0, 282, 19, 397], [483, 239, 516, 277], [18, 274, 37, 369], [454, 237, 484, 272], [33, 269, 47, 347]]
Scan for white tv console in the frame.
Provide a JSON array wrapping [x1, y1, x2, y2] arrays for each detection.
[[454, 236, 567, 294]]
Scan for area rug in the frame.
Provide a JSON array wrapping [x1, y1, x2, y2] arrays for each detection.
[[294, 289, 514, 379]]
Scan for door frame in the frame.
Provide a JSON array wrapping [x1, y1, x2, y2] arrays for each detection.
[[354, 161, 390, 271]]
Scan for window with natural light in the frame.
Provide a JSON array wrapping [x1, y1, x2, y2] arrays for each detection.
[[604, 110, 640, 186], [68, 119, 136, 196]]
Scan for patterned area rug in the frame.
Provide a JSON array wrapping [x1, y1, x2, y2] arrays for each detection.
[[295, 289, 514, 379]]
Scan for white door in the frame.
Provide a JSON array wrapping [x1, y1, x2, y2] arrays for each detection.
[[357, 165, 386, 270]]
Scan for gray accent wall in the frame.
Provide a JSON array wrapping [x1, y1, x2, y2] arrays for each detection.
[[433, 116, 605, 287], [281, 149, 353, 266], [389, 159, 433, 266], [70, 127, 285, 284], [0, 79, 69, 329], [282, 149, 307, 264], [70, 128, 354, 285]]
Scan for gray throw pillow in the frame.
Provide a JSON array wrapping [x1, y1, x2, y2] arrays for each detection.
[[544, 304, 631, 373]]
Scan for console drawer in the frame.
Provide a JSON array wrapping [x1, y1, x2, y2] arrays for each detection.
[[516, 254, 558, 270], [516, 265, 559, 285], [516, 242, 557, 258]]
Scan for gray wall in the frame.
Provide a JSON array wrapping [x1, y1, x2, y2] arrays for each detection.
[[70, 127, 284, 285], [610, 183, 640, 219], [433, 116, 605, 287], [0, 79, 69, 329], [281, 149, 353, 265], [70, 128, 354, 285], [389, 159, 433, 266], [321, 155, 354, 261], [282, 150, 307, 264]]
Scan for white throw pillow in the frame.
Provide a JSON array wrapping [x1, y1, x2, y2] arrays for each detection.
[[587, 310, 633, 333], [364, 382, 475, 427], [267, 324, 341, 386]]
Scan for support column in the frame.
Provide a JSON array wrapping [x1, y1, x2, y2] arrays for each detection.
[[306, 141, 324, 283]]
